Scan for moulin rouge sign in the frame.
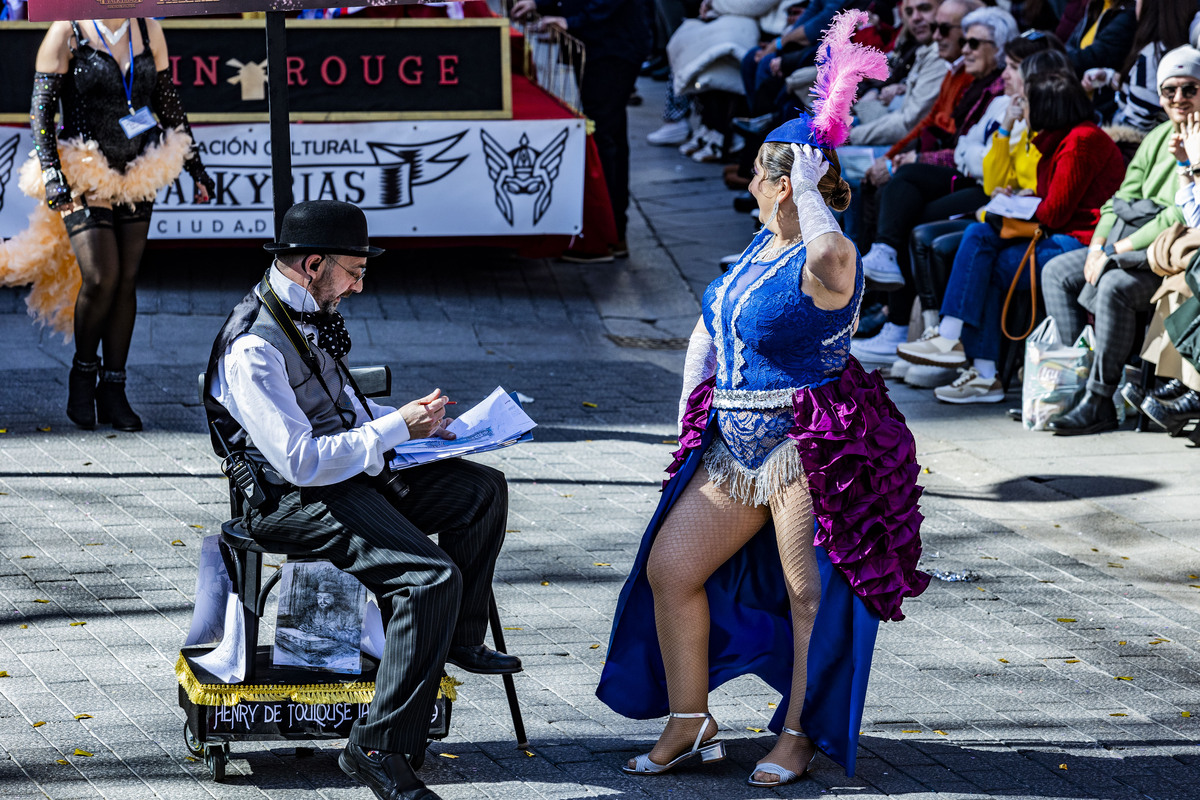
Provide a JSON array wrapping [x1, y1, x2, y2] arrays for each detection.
[[2, 15, 511, 121]]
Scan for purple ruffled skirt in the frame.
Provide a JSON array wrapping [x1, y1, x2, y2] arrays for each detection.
[[668, 357, 929, 621]]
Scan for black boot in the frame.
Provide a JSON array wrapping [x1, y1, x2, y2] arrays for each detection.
[[95, 369, 143, 432], [1142, 389, 1200, 436], [67, 356, 100, 430], [1048, 391, 1119, 436], [1123, 377, 1187, 409]]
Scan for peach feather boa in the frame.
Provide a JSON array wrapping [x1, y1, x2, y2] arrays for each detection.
[[0, 128, 192, 337]]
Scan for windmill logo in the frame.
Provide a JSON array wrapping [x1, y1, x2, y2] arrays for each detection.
[[0, 134, 18, 213], [367, 133, 468, 208], [480, 129, 568, 226], [226, 58, 269, 102]]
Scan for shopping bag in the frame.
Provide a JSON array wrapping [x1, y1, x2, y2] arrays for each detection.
[[1022, 317, 1094, 430]]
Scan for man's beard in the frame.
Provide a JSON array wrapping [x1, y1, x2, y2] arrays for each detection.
[[311, 271, 343, 314]]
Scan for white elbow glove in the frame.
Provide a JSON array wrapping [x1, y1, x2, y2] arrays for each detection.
[[678, 324, 717, 432], [791, 143, 841, 243]]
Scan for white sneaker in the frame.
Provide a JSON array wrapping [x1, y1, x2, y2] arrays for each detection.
[[896, 329, 968, 367], [850, 323, 908, 368], [889, 358, 911, 381], [861, 243, 904, 289], [934, 367, 1005, 404], [905, 364, 961, 388], [691, 133, 724, 163], [679, 125, 711, 157], [648, 120, 691, 146]]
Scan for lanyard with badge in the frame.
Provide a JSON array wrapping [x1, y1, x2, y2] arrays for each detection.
[[93, 21, 157, 139]]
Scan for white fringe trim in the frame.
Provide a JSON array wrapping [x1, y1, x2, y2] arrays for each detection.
[[703, 439, 805, 508]]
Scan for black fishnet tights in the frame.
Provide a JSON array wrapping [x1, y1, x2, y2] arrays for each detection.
[[69, 210, 149, 371], [638, 466, 820, 778]]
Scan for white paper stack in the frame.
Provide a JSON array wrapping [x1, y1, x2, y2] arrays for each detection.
[[389, 386, 536, 470]]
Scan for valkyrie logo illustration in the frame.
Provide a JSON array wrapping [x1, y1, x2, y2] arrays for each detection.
[[0, 134, 18, 213], [368, 133, 467, 208], [480, 128, 569, 226]]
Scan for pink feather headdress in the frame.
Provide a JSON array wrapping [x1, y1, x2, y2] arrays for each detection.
[[809, 10, 891, 149]]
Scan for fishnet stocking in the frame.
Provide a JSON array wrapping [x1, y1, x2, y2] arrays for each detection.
[[640, 470, 769, 766]]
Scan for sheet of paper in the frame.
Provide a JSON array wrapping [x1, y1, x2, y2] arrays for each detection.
[[389, 386, 536, 470], [191, 592, 246, 684], [982, 194, 1041, 220]]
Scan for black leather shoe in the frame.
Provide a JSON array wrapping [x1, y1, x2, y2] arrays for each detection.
[[67, 357, 100, 430], [1142, 389, 1200, 436], [1006, 407, 1022, 422], [446, 644, 522, 675], [1124, 377, 1186, 410], [1048, 392, 1119, 436], [732, 191, 757, 213], [339, 743, 441, 800]]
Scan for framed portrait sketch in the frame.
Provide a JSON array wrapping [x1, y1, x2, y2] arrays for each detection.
[[273, 562, 366, 674]]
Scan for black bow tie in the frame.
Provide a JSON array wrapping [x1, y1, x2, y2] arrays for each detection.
[[288, 308, 352, 360]]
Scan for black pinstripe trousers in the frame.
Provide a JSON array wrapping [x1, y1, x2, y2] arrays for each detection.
[[244, 459, 508, 753]]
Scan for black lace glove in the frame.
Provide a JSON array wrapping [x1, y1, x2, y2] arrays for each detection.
[[151, 69, 214, 203], [31, 72, 73, 211]]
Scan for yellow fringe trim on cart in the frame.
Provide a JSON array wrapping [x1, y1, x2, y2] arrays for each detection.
[[0, 129, 192, 337], [175, 655, 464, 706]]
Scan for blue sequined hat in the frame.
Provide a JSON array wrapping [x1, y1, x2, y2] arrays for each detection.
[[763, 115, 824, 149]]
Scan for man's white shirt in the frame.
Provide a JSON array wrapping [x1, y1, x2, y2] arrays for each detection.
[[213, 266, 411, 487]]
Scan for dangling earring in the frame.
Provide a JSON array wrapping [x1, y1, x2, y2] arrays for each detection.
[[762, 198, 780, 230]]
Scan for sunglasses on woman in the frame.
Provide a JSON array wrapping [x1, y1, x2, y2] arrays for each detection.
[[962, 37, 995, 51], [1160, 83, 1200, 100]]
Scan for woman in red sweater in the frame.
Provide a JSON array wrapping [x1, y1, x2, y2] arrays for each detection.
[[894, 70, 1127, 403]]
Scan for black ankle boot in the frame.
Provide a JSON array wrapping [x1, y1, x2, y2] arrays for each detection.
[[1048, 391, 1119, 436], [96, 369, 143, 432], [67, 357, 100, 430]]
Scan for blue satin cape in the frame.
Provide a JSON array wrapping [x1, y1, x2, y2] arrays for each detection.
[[595, 416, 880, 776]]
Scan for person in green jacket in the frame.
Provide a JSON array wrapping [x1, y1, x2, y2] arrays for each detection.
[[1042, 45, 1200, 435]]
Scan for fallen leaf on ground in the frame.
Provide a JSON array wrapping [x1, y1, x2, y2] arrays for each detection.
[[1114, 676, 1133, 681], [594, 562, 611, 567], [581, 402, 598, 408], [185, 756, 198, 762], [560, 494, 573, 498], [73, 749, 92, 757], [506, 529, 521, 533], [170, 540, 185, 547], [438, 753, 458, 759], [589, 644, 600, 649], [1057, 618, 1077, 623], [1189, 575, 1199, 580], [1150, 639, 1170, 645], [934, 730, 947, 736], [55, 759, 68, 765], [0, 671, 7, 678], [503, 627, 522, 631], [767, 702, 777, 709], [540, 581, 549, 586], [1118, 641, 1127, 646], [19, 555, 34, 559], [189, 525, 204, 529], [977, 587, 986, 592], [1183, 712, 1192, 718], [17, 625, 26, 629], [901, 730, 922, 734], [38, 427, 51, 432], [998, 658, 1009, 663], [69, 621, 86, 627], [1109, 713, 1127, 717], [34, 599, 49, 604], [1064, 659, 1081, 664], [32, 721, 45, 727], [747, 727, 764, 733], [525, 750, 535, 757], [84, 543, 102, 546], [1059, 764, 1067, 770], [662, 440, 678, 445], [73, 714, 91, 720]]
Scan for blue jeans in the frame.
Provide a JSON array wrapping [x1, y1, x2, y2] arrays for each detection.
[[940, 222, 1084, 363]]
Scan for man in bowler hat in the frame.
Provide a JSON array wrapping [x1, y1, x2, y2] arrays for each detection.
[[204, 200, 519, 800]]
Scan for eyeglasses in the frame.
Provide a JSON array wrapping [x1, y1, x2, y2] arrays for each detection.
[[325, 255, 366, 283], [1160, 83, 1200, 99], [963, 37, 995, 51], [932, 22, 960, 37]]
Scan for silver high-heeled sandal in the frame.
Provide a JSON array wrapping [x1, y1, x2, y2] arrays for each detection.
[[747, 726, 816, 787], [622, 711, 727, 775]]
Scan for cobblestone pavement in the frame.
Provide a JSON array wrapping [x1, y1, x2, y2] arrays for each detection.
[[2, 78, 1200, 799]]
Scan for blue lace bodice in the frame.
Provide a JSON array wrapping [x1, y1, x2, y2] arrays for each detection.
[[702, 227, 864, 394]]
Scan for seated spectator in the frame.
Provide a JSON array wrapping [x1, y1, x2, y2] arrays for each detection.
[[1064, 0, 1136, 77], [1081, 0, 1197, 136], [849, 0, 948, 146], [895, 71, 1126, 403], [1041, 45, 1200, 435], [851, 2, 1012, 366], [1133, 110, 1200, 432], [741, 0, 848, 121]]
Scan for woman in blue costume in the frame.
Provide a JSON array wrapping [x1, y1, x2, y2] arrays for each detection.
[[596, 12, 930, 788]]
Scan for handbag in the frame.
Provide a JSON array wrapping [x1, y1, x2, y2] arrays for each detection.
[[998, 217, 1044, 341]]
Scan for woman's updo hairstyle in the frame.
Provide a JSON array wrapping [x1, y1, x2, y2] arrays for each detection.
[[758, 141, 852, 212]]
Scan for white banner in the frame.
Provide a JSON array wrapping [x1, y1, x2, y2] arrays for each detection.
[[0, 118, 586, 239]]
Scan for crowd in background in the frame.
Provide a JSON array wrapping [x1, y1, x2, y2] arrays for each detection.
[[643, 0, 1200, 441]]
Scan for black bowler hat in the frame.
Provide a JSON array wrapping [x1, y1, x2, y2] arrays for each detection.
[[263, 200, 385, 258]]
